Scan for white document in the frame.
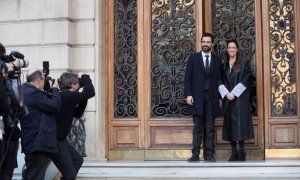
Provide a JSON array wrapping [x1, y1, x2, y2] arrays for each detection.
[[0, 116, 3, 140], [0, 129, 2, 140]]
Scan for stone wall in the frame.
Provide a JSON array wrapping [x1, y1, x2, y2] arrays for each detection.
[[0, 0, 106, 160]]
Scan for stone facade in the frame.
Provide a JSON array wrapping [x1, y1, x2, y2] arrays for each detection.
[[0, 0, 106, 161]]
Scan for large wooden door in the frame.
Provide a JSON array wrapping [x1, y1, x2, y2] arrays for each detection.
[[106, 0, 265, 160]]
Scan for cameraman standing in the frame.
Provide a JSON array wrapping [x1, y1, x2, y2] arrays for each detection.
[[0, 43, 23, 180], [50, 72, 95, 179], [20, 69, 61, 180]]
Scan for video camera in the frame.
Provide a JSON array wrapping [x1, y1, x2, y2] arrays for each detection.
[[1, 51, 29, 79]]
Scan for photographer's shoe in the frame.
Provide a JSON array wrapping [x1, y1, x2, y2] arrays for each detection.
[[187, 156, 200, 162]]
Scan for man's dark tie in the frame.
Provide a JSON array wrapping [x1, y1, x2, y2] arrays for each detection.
[[205, 55, 210, 73]]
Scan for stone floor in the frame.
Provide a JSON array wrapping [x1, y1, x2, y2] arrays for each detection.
[[11, 148, 300, 180], [9, 132, 300, 179], [12, 146, 300, 180]]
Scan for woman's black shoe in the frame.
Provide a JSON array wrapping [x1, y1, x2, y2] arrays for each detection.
[[228, 148, 238, 161], [237, 148, 246, 161]]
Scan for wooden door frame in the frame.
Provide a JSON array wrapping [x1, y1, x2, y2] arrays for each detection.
[[254, 0, 265, 154], [106, 0, 146, 159]]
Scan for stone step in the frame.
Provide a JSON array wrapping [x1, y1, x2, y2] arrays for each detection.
[[13, 160, 300, 180], [76, 160, 300, 180]]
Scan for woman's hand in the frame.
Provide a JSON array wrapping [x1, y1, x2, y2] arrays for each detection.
[[226, 93, 235, 101], [186, 96, 194, 105]]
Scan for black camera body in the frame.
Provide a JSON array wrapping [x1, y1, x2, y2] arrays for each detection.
[[42, 61, 55, 94]]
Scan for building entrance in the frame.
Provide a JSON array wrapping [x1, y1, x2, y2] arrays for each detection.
[[106, 0, 300, 160]]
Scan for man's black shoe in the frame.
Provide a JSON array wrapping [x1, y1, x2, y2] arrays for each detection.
[[187, 156, 200, 162], [205, 156, 216, 162]]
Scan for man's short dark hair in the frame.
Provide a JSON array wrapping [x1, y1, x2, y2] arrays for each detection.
[[201, 32, 214, 43], [58, 72, 78, 90], [0, 43, 6, 57], [27, 70, 43, 82]]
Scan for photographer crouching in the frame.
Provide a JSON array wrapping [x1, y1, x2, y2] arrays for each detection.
[[0, 43, 29, 179], [50, 72, 95, 179]]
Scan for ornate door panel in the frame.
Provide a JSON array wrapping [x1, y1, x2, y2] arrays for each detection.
[[107, 0, 265, 160], [262, 0, 300, 158], [144, 0, 201, 156]]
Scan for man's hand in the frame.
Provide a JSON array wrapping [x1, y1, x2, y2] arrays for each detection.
[[11, 58, 20, 68], [226, 93, 235, 101], [219, 99, 222, 108], [5, 59, 20, 71], [186, 96, 194, 105], [77, 72, 83, 78], [52, 79, 59, 88]]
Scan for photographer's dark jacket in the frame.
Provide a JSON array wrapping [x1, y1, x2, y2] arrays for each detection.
[[20, 83, 61, 154], [56, 74, 95, 140]]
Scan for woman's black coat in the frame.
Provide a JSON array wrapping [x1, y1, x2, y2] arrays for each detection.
[[221, 59, 254, 141]]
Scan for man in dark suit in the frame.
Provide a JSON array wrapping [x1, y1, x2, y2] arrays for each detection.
[[184, 32, 222, 162], [20, 69, 61, 179]]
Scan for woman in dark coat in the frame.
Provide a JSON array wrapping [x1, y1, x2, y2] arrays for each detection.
[[218, 40, 254, 161]]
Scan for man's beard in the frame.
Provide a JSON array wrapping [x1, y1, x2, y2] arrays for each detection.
[[202, 45, 211, 53]]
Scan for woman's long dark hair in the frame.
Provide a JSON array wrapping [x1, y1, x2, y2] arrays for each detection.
[[226, 39, 241, 67]]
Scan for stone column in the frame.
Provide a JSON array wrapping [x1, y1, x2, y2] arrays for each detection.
[[0, 0, 107, 164]]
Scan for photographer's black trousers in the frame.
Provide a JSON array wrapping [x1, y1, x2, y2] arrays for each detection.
[[0, 139, 19, 180], [50, 139, 83, 180], [24, 151, 50, 180]]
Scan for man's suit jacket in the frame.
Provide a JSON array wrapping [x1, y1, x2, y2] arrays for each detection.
[[184, 51, 222, 116]]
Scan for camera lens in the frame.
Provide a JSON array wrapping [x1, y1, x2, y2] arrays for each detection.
[[19, 59, 29, 68]]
